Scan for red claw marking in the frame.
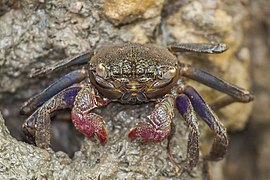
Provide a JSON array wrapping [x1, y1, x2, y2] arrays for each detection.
[[72, 110, 107, 144], [71, 85, 110, 144], [128, 95, 175, 143], [128, 122, 171, 143]]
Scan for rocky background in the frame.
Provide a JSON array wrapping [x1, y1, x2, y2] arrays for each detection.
[[224, 0, 270, 180], [0, 0, 268, 179]]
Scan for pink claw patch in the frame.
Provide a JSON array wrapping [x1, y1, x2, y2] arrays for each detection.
[[72, 109, 107, 145], [128, 122, 171, 143]]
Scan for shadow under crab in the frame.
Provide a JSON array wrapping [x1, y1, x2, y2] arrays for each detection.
[[20, 43, 254, 171]]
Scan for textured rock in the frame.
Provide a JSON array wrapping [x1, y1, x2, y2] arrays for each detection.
[[0, 107, 203, 179], [224, 0, 270, 179], [103, 0, 166, 25], [0, 0, 253, 179]]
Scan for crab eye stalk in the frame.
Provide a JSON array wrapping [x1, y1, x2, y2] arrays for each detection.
[[162, 67, 176, 79], [96, 63, 107, 78]]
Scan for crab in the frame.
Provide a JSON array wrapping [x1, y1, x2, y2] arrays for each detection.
[[20, 43, 253, 170]]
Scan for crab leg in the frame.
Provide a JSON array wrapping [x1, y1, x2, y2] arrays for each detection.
[[175, 94, 199, 169], [128, 95, 174, 143], [168, 43, 228, 54], [180, 64, 254, 107], [23, 85, 82, 148], [71, 85, 111, 145], [30, 51, 93, 77], [181, 85, 229, 161], [20, 69, 88, 115]]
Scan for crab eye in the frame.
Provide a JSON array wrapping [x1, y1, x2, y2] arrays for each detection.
[[96, 63, 107, 78], [161, 67, 176, 79]]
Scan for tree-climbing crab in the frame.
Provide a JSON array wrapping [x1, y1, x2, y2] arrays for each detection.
[[20, 43, 253, 169]]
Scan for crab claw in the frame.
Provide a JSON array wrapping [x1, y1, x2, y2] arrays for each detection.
[[128, 95, 174, 143], [128, 122, 171, 143], [72, 110, 107, 145]]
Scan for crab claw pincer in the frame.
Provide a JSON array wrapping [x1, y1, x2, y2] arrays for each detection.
[[71, 85, 110, 145], [128, 95, 174, 143], [128, 122, 171, 143], [72, 110, 107, 144]]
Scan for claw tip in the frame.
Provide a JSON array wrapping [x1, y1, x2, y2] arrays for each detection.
[[128, 129, 138, 141]]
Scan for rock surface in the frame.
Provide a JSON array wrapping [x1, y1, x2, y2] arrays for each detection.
[[0, 0, 253, 179], [0, 109, 201, 179], [224, 0, 270, 179]]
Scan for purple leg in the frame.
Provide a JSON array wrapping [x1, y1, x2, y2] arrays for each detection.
[[175, 94, 199, 169], [30, 51, 93, 77], [128, 95, 174, 143], [20, 69, 88, 115], [183, 85, 228, 161], [179, 64, 254, 108], [23, 85, 82, 148], [71, 85, 111, 145]]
